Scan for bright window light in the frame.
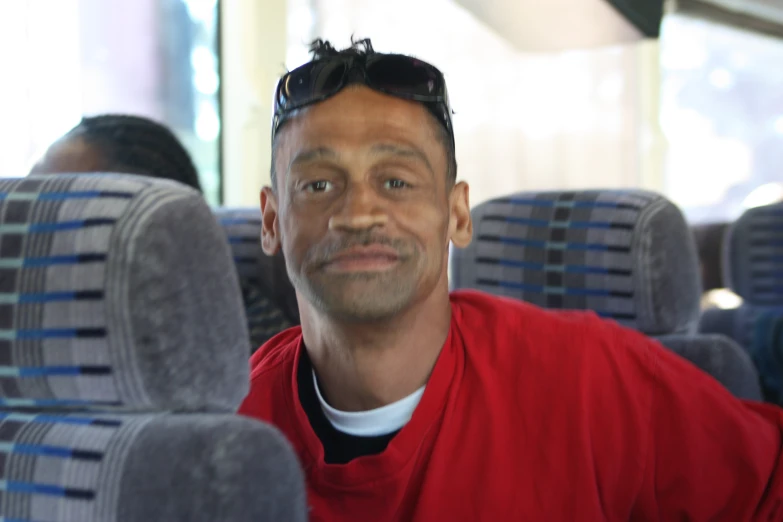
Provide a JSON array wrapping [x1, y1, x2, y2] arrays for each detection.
[[708, 68, 735, 90], [196, 101, 220, 141], [742, 183, 783, 209], [703, 289, 743, 310]]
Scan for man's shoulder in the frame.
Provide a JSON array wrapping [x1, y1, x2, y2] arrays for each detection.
[[450, 290, 660, 448], [249, 326, 302, 381], [238, 327, 300, 423], [450, 289, 658, 374], [450, 289, 614, 337]]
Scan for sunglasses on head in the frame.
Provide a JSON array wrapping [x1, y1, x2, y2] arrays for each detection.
[[272, 53, 454, 146]]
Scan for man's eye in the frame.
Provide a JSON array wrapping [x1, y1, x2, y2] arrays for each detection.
[[384, 179, 408, 190], [305, 181, 333, 193]]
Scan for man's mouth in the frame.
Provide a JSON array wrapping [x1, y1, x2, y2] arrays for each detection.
[[321, 245, 400, 273]]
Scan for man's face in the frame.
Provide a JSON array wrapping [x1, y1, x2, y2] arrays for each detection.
[[262, 85, 471, 322]]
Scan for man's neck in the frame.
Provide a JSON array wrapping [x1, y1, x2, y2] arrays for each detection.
[[299, 287, 452, 412]]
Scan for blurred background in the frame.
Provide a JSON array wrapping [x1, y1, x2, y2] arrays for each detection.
[[2, 0, 782, 225]]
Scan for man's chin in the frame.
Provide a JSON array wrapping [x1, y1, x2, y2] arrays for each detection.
[[308, 279, 417, 322]]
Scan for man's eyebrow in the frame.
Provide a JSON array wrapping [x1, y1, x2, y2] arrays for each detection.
[[289, 147, 338, 170], [370, 143, 434, 175]]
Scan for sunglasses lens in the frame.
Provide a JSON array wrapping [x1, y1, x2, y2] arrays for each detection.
[[278, 60, 348, 109], [366, 55, 444, 98]]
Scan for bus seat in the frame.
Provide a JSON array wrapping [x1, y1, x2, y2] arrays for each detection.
[[656, 333, 763, 401], [0, 174, 307, 522], [724, 202, 783, 308], [452, 189, 761, 400], [700, 203, 783, 403], [749, 312, 783, 405], [701, 203, 783, 347], [214, 208, 297, 352], [700, 306, 781, 349]]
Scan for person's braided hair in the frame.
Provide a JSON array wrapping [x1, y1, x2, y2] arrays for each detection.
[[64, 114, 203, 192]]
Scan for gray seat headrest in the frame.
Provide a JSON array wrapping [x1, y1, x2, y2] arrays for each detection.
[[724, 203, 783, 306], [451, 189, 701, 335], [0, 174, 249, 412]]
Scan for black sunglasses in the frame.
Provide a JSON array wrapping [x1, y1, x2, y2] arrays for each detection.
[[272, 54, 454, 147]]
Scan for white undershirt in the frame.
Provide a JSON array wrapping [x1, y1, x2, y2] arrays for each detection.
[[312, 370, 425, 437]]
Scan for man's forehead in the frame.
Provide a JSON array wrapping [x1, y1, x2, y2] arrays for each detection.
[[275, 89, 440, 153], [287, 143, 435, 174], [289, 87, 433, 131]]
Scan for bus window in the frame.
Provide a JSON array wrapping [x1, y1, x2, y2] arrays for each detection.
[[661, 14, 783, 224]]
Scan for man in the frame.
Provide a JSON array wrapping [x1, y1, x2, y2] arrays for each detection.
[[239, 38, 783, 521]]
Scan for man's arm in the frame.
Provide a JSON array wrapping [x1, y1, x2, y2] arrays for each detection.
[[626, 330, 783, 521]]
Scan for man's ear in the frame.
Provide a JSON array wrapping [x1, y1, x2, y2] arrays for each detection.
[[260, 187, 281, 255], [448, 181, 472, 248]]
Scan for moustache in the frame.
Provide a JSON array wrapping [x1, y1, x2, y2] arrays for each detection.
[[305, 232, 411, 268]]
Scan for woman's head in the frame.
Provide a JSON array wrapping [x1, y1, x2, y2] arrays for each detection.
[[30, 114, 203, 192]]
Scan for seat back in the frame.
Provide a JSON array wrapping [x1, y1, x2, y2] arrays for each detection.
[[724, 202, 783, 307], [0, 175, 306, 521], [657, 334, 762, 400], [701, 203, 783, 341], [700, 305, 783, 349], [699, 203, 783, 403], [214, 207, 298, 352], [747, 312, 783, 405], [451, 189, 701, 335], [452, 189, 759, 398]]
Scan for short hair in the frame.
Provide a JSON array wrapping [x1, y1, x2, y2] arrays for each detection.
[[271, 38, 457, 190], [62, 114, 203, 192]]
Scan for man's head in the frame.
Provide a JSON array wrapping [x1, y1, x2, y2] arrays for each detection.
[[261, 38, 472, 323], [30, 114, 203, 193]]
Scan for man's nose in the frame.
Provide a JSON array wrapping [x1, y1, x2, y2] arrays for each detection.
[[328, 183, 389, 232]]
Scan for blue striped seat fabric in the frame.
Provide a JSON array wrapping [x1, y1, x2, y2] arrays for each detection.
[[214, 208, 297, 352], [725, 202, 783, 306], [0, 412, 307, 522], [451, 190, 702, 336], [0, 175, 249, 412]]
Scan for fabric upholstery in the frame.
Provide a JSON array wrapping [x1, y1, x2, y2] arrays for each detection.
[[699, 306, 783, 349], [699, 307, 743, 343], [656, 334, 763, 401], [701, 308, 783, 406], [700, 204, 783, 399], [451, 190, 702, 336], [214, 208, 297, 351], [0, 174, 307, 521], [0, 412, 307, 522], [0, 174, 249, 412], [724, 202, 783, 306], [699, 305, 783, 402], [700, 305, 783, 405], [749, 312, 783, 406]]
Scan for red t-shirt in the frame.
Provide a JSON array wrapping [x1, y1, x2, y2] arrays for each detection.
[[238, 290, 783, 521]]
